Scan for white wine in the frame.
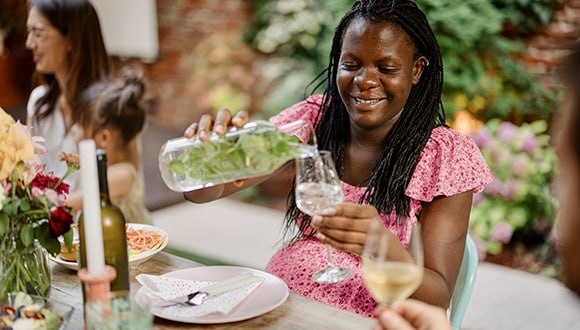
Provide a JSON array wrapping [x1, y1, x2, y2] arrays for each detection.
[[296, 182, 344, 216], [362, 261, 423, 306], [79, 150, 130, 294]]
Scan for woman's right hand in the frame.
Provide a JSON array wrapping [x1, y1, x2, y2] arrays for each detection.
[[184, 108, 250, 140], [182, 108, 252, 203]]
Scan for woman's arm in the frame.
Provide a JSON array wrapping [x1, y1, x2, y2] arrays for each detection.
[[413, 190, 473, 308]]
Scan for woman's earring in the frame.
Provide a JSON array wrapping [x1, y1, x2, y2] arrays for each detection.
[[421, 58, 430, 67]]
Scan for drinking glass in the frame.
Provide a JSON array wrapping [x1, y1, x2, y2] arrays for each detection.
[[85, 291, 153, 330], [362, 220, 424, 307], [295, 150, 352, 284]]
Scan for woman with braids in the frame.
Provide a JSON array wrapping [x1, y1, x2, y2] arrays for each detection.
[[183, 0, 492, 317], [25, 0, 111, 187], [65, 68, 152, 224]]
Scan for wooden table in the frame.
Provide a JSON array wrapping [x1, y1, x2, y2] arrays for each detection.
[[50, 252, 376, 329]]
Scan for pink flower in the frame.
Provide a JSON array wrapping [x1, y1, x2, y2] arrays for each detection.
[[532, 218, 550, 234], [510, 154, 529, 177], [472, 236, 487, 261], [484, 177, 503, 196], [490, 222, 514, 244], [497, 122, 517, 143], [501, 180, 519, 200], [44, 189, 67, 208], [472, 191, 484, 205], [30, 186, 44, 199], [521, 134, 539, 153], [471, 127, 493, 148]]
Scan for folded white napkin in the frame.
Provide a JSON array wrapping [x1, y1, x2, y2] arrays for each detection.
[[136, 273, 264, 317]]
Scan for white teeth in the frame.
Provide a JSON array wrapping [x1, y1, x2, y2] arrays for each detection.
[[354, 97, 381, 104]]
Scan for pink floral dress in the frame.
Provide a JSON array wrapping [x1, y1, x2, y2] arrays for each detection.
[[266, 95, 493, 317]]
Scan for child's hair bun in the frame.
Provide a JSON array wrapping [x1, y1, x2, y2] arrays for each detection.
[[119, 67, 145, 104]]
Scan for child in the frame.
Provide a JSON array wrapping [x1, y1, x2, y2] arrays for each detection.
[[67, 68, 152, 224]]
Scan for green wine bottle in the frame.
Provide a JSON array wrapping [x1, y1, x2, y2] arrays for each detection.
[[79, 149, 130, 293]]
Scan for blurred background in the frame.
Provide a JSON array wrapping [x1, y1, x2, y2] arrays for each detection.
[[1, 0, 579, 277]]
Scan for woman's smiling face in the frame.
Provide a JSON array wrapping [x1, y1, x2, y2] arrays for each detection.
[[25, 6, 70, 76], [336, 17, 425, 132]]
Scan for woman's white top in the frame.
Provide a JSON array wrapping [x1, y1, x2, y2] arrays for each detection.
[[27, 85, 78, 188]]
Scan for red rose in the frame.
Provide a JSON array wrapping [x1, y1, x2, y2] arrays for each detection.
[[49, 207, 74, 238], [30, 173, 70, 194]]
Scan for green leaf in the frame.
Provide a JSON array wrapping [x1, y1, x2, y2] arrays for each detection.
[[36, 223, 60, 256], [19, 197, 31, 212], [3, 200, 20, 216], [0, 213, 9, 236], [20, 223, 34, 247], [63, 228, 74, 253]]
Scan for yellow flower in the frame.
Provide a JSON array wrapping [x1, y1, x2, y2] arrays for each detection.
[[453, 92, 469, 109], [0, 107, 35, 180]]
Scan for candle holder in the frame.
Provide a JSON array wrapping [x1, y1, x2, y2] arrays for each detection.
[[77, 265, 117, 302]]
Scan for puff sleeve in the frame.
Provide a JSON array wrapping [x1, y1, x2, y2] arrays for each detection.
[[406, 126, 492, 202], [270, 95, 322, 127]]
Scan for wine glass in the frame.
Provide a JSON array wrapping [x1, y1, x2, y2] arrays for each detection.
[[362, 220, 424, 307], [295, 150, 352, 284]]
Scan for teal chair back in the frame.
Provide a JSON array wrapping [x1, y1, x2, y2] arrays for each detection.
[[449, 235, 478, 330]]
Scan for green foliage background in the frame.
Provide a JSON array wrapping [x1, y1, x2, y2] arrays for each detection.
[[243, 0, 564, 124]]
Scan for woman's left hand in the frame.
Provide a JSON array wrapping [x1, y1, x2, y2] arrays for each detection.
[[311, 202, 379, 256]]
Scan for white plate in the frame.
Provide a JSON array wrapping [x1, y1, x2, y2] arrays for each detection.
[[49, 223, 169, 270], [135, 266, 289, 324]]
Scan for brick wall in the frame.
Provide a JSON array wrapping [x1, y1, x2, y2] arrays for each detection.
[[113, 0, 274, 130], [524, 0, 580, 82]]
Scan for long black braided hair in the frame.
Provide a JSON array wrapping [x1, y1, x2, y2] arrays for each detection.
[[283, 0, 446, 243]]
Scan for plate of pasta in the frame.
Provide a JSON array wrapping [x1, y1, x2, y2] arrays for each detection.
[[49, 223, 169, 270], [126, 223, 169, 266]]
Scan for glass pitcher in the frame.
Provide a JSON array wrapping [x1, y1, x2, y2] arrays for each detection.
[[158, 119, 317, 192]]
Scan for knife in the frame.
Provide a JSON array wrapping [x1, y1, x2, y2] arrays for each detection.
[[168, 273, 262, 306]]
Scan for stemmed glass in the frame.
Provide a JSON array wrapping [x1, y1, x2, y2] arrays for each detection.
[[362, 220, 424, 307], [295, 150, 352, 284]]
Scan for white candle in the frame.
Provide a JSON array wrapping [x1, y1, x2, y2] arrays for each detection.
[[79, 139, 105, 277]]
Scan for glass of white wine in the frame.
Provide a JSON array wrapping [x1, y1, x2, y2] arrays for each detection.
[[295, 150, 352, 284], [362, 220, 424, 307]]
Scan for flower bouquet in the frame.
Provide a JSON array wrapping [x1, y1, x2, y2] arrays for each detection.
[[469, 119, 558, 257], [0, 107, 78, 299]]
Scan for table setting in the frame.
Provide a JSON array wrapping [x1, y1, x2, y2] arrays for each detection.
[[1, 110, 376, 329], [49, 252, 375, 329]]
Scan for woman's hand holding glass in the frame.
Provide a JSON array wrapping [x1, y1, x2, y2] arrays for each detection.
[[362, 220, 424, 308]]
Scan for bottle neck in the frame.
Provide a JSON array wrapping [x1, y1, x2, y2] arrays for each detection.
[[96, 150, 111, 203]]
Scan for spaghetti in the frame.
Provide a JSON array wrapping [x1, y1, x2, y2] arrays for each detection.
[[126, 225, 165, 254]]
